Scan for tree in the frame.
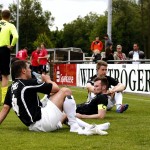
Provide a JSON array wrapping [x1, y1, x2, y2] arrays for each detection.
[[9, 0, 54, 53], [62, 12, 102, 55], [138, 0, 150, 58], [112, 0, 142, 55], [33, 32, 54, 49]]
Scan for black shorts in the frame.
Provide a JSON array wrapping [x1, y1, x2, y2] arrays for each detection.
[[31, 66, 40, 73], [0, 46, 10, 75], [39, 65, 47, 74], [76, 103, 89, 114]]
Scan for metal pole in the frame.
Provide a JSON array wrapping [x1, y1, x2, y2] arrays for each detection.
[[107, 0, 112, 40], [16, 0, 19, 54]]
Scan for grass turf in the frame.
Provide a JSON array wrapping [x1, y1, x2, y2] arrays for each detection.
[[0, 87, 150, 150]]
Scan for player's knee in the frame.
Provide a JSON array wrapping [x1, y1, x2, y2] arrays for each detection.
[[60, 87, 72, 96]]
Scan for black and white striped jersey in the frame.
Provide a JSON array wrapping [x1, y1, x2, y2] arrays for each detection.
[[4, 79, 52, 126]]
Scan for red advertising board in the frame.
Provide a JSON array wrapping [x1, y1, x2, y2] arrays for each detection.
[[53, 64, 77, 86]]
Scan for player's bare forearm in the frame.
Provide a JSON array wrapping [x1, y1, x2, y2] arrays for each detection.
[[0, 105, 11, 124], [112, 83, 125, 93], [76, 112, 105, 119]]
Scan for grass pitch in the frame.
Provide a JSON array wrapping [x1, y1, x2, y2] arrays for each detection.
[[0, 87, 150, 150]]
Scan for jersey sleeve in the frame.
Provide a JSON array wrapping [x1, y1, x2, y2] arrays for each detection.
[[10, 24, 19, 46], [27, 79, 52, 95], [87, 75, 97, 85], [107, 76, 119, 87], [97, 94, 108, 107], [4, 86, 12, 107]]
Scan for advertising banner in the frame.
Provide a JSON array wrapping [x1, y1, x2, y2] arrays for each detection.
[[53, 64, 77, 86], [54, 63, 150, 94], [77, 64, 150, 94], [77, 64, 96, 87]]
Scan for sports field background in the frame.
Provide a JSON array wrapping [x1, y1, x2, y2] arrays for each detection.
[[0, 86, 150, 150]]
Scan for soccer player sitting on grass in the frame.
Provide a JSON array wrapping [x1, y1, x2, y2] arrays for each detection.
[[76, 77, 108, 119], [86, 60, 129, 113], [0, 60, 110, 135]]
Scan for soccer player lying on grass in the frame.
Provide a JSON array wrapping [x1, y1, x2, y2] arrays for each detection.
[[86, 60, 129, 113], [76, 77, 108, 119], [0, 60, 110, 135]]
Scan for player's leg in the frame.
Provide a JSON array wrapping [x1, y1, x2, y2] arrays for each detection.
[[76, 118, 110, 131], [114, 92, 123, 110], [0, 47, 10, 104], [107, 95, 115, 110], [114, 92, 129, 113], [50, 87, 80, 132], [50, 87, 71, 111]]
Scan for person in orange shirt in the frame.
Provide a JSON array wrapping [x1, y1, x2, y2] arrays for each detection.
[[91, 36, 103, 63]]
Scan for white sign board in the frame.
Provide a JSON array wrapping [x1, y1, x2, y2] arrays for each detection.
[[77, 64, 150, 94]]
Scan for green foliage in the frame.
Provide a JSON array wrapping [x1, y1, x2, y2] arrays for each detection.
[[62, 13, 102, 55], [33, 32, 54, 50], [0, 87, 150, 150], [112, 0, 142, 54], [8, 0, 54, 53], [1, 0, 150, 58]]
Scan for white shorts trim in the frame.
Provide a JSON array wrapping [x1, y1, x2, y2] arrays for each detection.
[[29, 100, 63, 132]]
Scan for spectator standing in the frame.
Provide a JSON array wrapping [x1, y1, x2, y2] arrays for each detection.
[[104, 34, 113, 50], [128, 43, 145, 64], [38, 43, 48, 74], [114, 45, 127, 64], [16, 47, 28, 60], [91, 36, 103, 63], [0, 10, 18, 104], [30, 47, 41, 73]]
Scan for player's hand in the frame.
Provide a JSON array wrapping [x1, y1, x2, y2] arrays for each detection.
[[41, 74, 51, 82], [107, 89, 115, 98], [7, 45, 13, 51]]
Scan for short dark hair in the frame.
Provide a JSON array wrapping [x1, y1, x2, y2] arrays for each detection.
[[133, 43, 139, 47], [94, 76, 108, 89], [11, 60, 27, 81], [11, 57, 20, 64], [1, 10, 11, 20]]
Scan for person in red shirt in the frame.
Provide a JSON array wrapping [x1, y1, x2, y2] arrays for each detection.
[[16, 47, 28, 60], [30, 47, 41, 73], [38, 43, 49, 74], [91, 36, 103, 63]]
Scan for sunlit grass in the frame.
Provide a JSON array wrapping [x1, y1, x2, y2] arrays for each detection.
[[0, 86, 150, 150]]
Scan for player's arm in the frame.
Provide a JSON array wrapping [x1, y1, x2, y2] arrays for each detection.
[[76, 104, 107, 119], [109, 83, 125, 94], [10, 24, 19, 47], [0, 105, 11, 124], [86, 82, 94, 93], [41, 74, 60, 93]]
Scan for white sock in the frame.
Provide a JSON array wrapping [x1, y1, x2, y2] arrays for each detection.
[[63, 95, 78, 126], [76, 118, 91, 128], [114, 92, 123, 109], [96, 122, 110, 131]]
